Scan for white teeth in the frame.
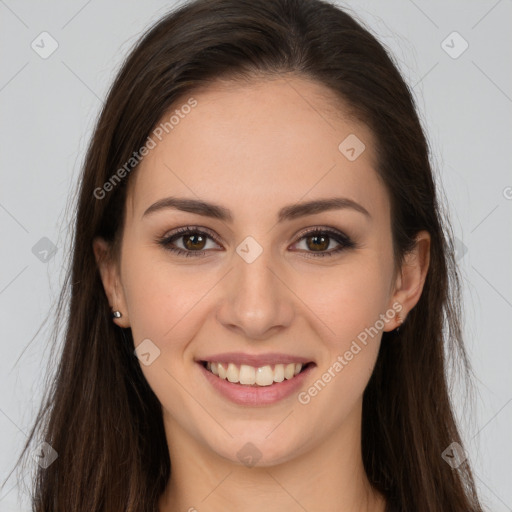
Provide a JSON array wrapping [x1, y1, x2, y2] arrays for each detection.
[[217, 363, 227, 379], [226, 363, 238, 383], [206, 361, 304, 386], [273, 364, 285, 382], [284, 363, 295, 380], [256, 365, 274, 386], [239, 364, 256, 384]]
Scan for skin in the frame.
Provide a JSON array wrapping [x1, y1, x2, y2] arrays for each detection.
[[94, 75, 430, 511]]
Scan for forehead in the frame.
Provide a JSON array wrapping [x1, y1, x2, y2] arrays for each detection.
[[126, 76, 389, 223]]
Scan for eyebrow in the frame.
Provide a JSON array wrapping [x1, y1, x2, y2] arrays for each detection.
[[142, 196, 371, 223]]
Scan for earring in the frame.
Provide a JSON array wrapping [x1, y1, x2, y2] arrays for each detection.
[[395, 312, 404, 334], [112, 309, 122, 319]]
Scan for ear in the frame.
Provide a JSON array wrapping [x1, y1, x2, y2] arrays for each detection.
[[383, 230, 431, 331], [93, 236, 130, 328]]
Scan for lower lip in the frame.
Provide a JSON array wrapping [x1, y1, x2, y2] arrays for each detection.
[[198, 362, 315, 406]]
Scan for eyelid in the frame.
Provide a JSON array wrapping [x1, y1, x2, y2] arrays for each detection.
[[157, 224, 356, 257], [161, 224, 350, 244], [292, 225, 349, 241], [289, 226, 355, 251], [162, 225, 223, 246]]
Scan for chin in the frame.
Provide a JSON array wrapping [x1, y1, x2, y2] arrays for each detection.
[[211, 432, 305, 468]]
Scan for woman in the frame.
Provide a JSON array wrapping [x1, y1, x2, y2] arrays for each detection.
[[16, 0, 485, 510]]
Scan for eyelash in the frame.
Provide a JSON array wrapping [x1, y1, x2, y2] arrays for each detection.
[[156, 225, 356, 259]]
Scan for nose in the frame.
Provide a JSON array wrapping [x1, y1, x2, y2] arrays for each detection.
[[215, 244, 295, 341]]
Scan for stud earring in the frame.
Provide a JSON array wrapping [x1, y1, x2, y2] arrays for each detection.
[[112, 310, 122, 319], [395, 312, 405, 334]]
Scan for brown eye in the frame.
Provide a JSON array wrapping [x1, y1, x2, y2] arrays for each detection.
[[157, 226, 356, 259], [292, 228, 356, 258], [304, 233, 330, 252], [157, 226, 222, 257], [182, 233, 207, 250]]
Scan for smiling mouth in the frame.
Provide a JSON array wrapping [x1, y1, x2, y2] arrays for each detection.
[[201, 361, 314, 387]]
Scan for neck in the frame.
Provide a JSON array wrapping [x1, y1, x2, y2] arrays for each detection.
[[158, 401, 387, 512]]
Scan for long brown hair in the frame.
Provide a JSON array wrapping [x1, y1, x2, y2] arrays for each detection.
[[12, 0, 484, 510]]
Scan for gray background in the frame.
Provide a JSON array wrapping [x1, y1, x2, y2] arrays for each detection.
[[1, 0, 511, 510]]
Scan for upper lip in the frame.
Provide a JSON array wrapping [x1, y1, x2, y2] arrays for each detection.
[[197, 352, 314, 367]]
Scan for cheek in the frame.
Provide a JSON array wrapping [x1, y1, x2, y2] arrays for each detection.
[[297, 266, 387, 423], [300, 256, 392, 341], [297, 257, 391, 402], [121, 246, 210, 344], [120, 248, 210, 421]]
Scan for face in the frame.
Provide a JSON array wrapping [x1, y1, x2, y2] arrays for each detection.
[[95, 75, 428, 468]]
